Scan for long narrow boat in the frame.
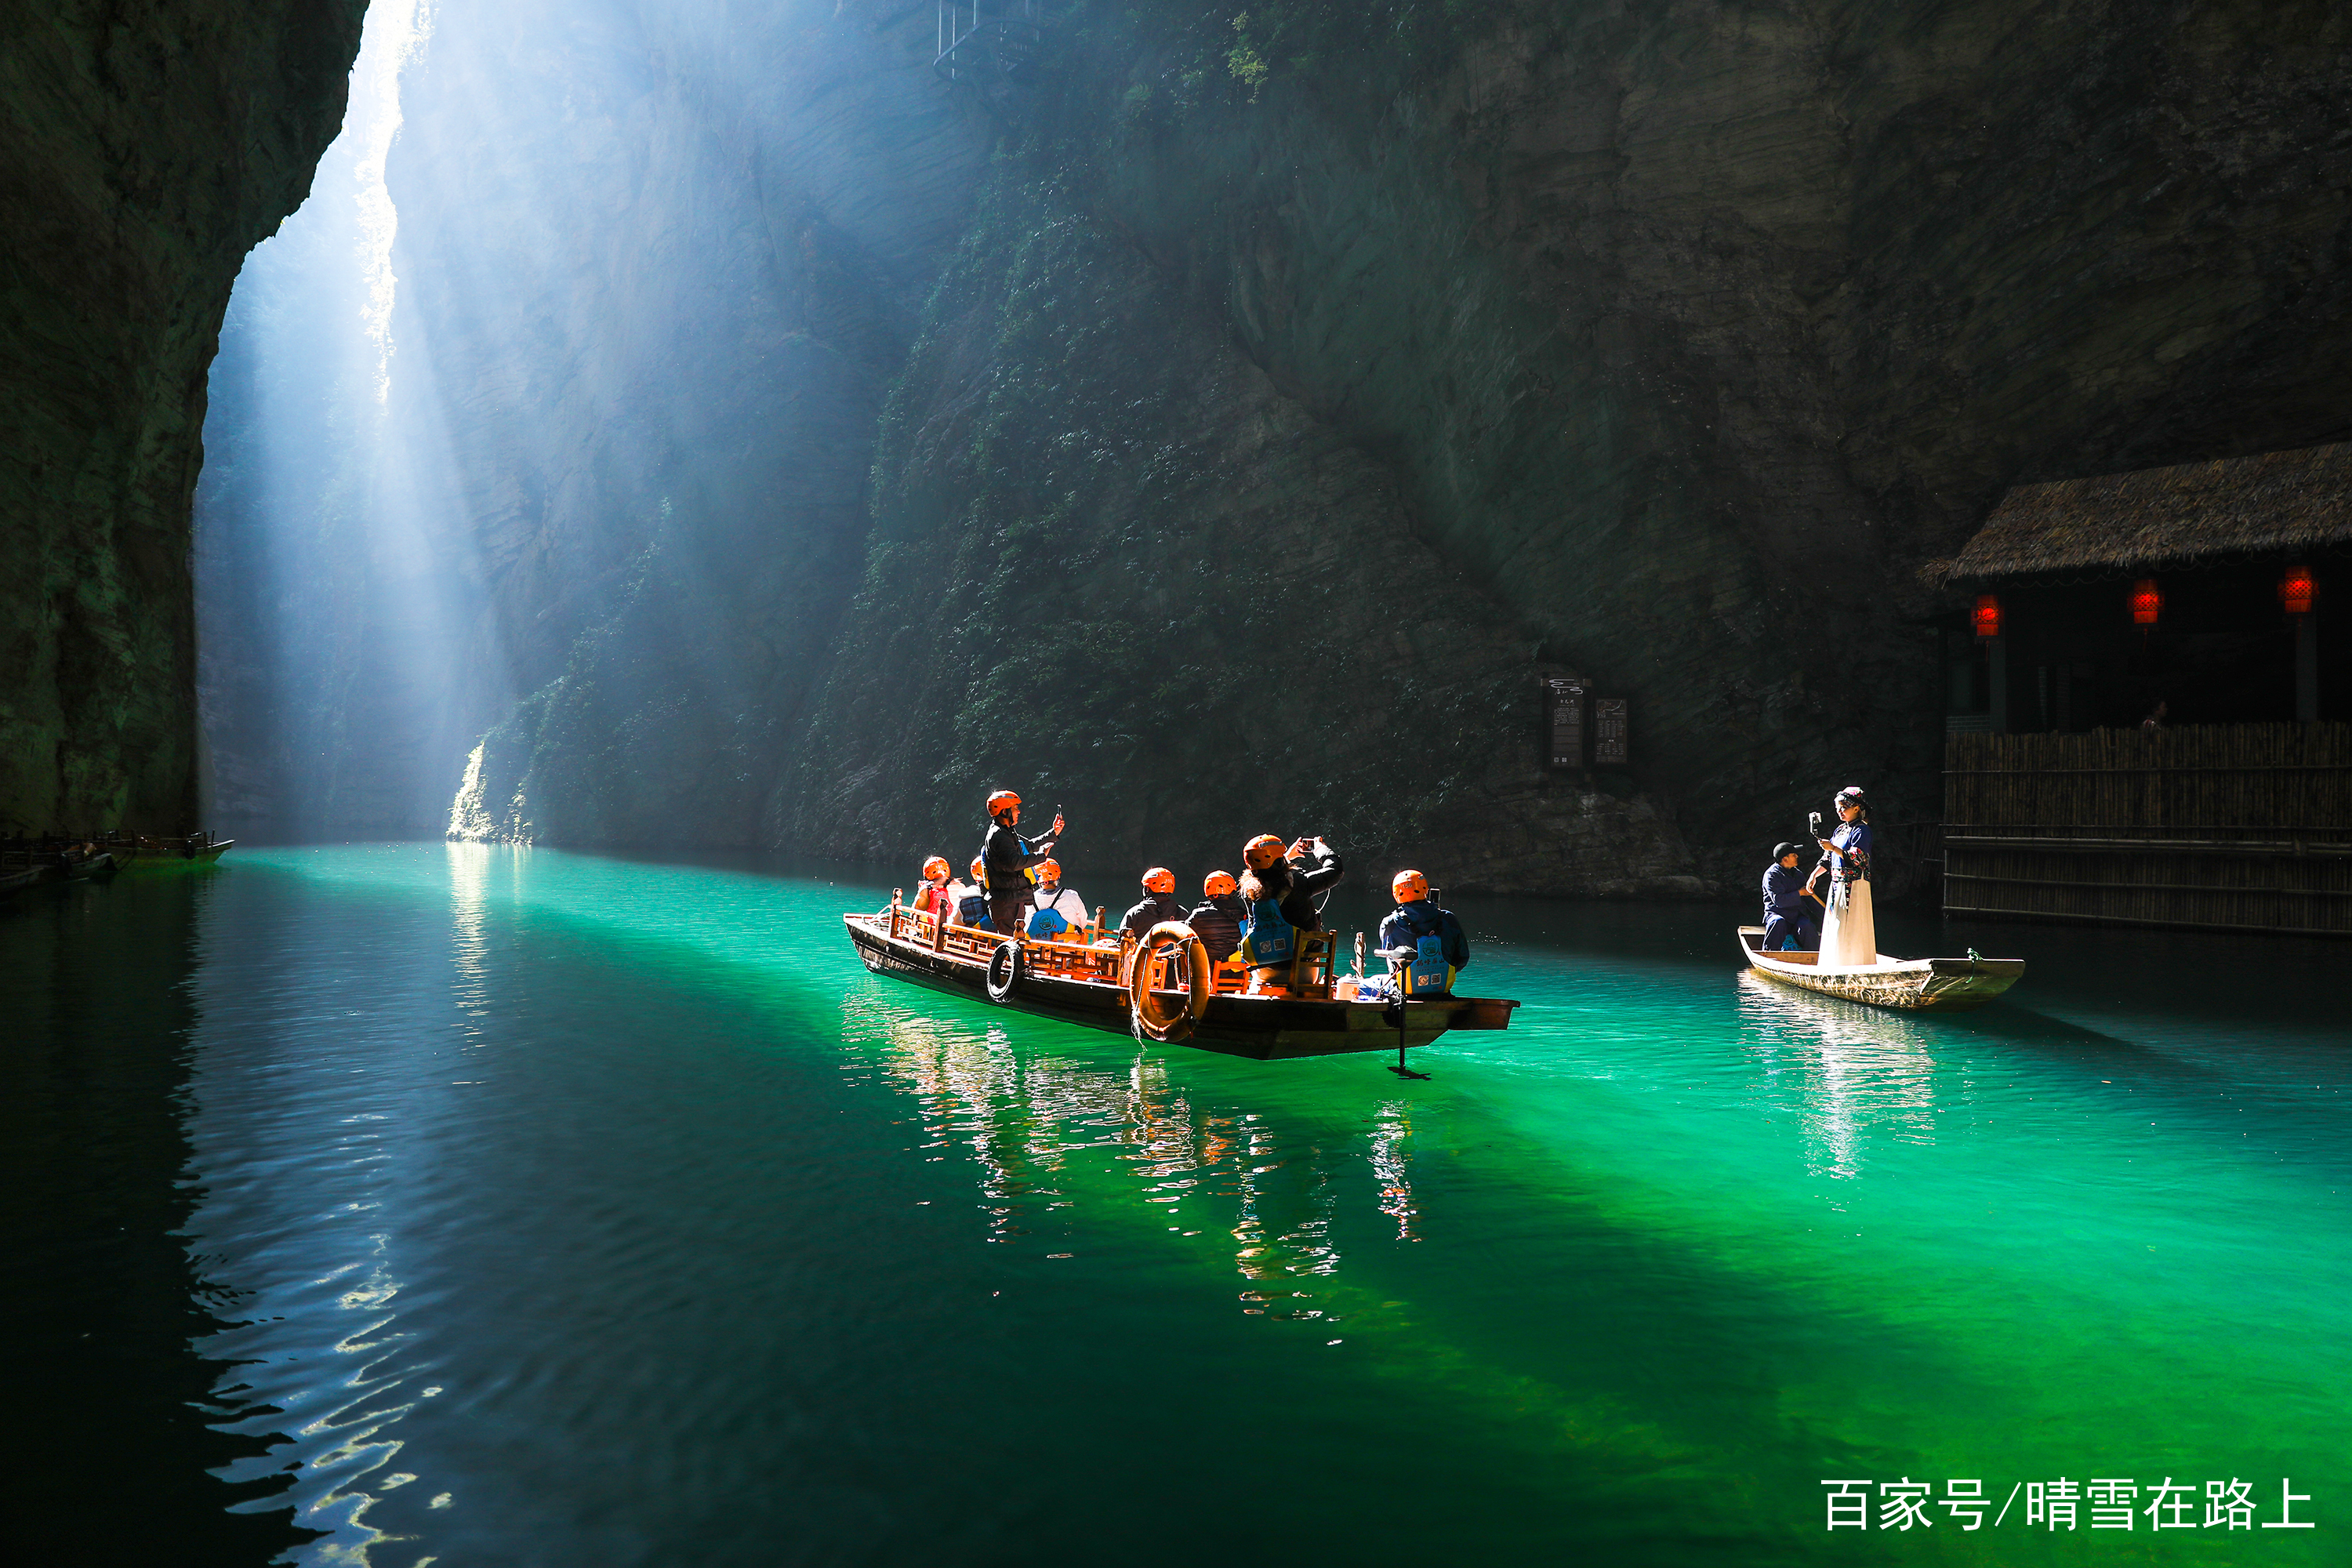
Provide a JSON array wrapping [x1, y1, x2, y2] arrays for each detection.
[[1738, 925, 2024, 1011], [96, 834, 234, 873], [846, 903, 1518, 1062]]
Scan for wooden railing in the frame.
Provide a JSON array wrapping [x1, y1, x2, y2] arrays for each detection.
[[1942, 724, 2352, 936]]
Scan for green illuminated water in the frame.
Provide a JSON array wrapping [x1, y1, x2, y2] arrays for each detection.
[[3, 844, 2343, 1565]]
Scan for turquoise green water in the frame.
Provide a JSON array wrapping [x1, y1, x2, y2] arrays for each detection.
[[3, 843, 2343, 1565]]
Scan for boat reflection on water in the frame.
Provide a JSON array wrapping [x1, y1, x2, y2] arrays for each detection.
[[836, 991, 1420, 1321], [1734, 971, 1944, 1180]]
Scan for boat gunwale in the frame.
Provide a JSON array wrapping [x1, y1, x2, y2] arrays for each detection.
[[1734, 924, 2024, 1011]]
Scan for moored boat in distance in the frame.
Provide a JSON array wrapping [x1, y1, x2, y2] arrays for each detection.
[[95, 832, 234, 873], [845, 898, 1519, 1062], [1738, 925, 2024, 1011]]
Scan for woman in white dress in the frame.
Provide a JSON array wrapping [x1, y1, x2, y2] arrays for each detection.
[[1813, 786, 1878, 968]]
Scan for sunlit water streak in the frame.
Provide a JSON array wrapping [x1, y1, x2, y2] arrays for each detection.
[[12, 844, 2343, 1565]]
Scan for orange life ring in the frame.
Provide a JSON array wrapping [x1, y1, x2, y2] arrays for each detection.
[[1127, 921, 1211, 1042]]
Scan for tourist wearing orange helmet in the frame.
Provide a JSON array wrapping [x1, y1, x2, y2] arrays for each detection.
[[911, 855, 954, 923], [1120, 866, 1189, 941], [1186, 869, 1246, 961], [979, 788, 1065, 938], [1025, 858, 1089, 941], [1378, 869, 1469, 999], [1235, 832, 1344, 985], [953, 855, 994, 930]]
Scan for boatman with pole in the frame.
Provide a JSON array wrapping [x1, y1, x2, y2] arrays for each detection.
[[980, 789, 1062, 938]]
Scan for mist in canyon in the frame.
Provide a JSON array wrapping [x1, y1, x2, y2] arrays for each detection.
[[194, 0, 2352, 897]]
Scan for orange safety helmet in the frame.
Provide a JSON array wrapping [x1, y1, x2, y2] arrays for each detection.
[[1203, 869, 1237, 897], [922, 855, 950, 881], [1392, 869, 1429, 904], [985, 788, 1021, 817], [1039, 858, 1062, 883], [1243, 833, 1286, 871], [1142, 866, 1176, 894], [969, 856, 985, 880]]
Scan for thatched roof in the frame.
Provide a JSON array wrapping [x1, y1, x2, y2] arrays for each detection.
[[1922, 442, 2352, 586]]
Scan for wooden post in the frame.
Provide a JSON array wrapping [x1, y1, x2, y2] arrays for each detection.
[[2296, 612, 2319, 722], [1988, 636, 2009, 734]]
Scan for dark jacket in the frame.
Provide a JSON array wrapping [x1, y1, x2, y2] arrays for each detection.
[[1378, 902, 1469, 974], [1122, 891, 1190, 940], [1762, 862, 1809, 922], [1245, 846, 1344, 934], [981, 820, 1054, 895], [1186, 894, 1247, 961]]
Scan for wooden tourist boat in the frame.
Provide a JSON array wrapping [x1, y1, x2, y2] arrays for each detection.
[[0, 847, 116, 898], [93, 833, 234, 873], [845, 898, 1519, 1063], [0, 833, 230, 877], [1738, 926, 2024, 1012]]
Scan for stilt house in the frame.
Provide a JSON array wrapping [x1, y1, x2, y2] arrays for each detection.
[[1923, 443, 2352, 937]]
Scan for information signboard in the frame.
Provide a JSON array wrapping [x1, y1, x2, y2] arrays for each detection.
[[1594, 698, 1628, 766], [1545, 677, 1585, 770]]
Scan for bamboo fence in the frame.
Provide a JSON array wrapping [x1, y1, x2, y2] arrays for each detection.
[[1942, 723, 2352, 936]]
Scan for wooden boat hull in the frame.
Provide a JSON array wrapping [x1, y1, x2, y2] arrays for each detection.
[[108, 839, 232, 873], [846, 912, 1516, 1061], [1738, 926, 2023, 1012]]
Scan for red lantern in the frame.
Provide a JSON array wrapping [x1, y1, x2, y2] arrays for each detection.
[[2129, 579, 2162, 627], [2281, 564, 2316, 615], [1972, 593, 2002, 638]]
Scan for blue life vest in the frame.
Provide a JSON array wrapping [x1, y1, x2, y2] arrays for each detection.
[[1394, 906, 1450, 997], [1240, 895, 1294, 970]]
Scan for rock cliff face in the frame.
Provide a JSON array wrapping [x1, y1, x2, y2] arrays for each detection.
[[193, 0, 2350, 899], [0, 1, 365, 833], [782, 0, 2352, 894]]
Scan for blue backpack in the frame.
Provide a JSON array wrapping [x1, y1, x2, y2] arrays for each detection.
[[956, 891, 991, 929], [1395, 906, 1450, 997], [1239, 895, 1294, 970]]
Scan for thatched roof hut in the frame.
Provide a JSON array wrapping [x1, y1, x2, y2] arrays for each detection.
[[1923, 442, 2352, 586]]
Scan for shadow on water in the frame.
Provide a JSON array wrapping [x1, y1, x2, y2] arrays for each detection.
[[0, 877, 315, 1566]]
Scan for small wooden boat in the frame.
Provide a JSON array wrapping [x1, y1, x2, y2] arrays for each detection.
[[1738, 926, 2024, 1011], [0, 864, 54, 899], [846, 900, 1519, 1062], [98, 834, 233, 873]]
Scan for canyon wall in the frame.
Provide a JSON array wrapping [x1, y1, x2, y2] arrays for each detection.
[[0, 0, 365, 834], [187, 0, 2350, 900], [783, 0, 2352, 894]]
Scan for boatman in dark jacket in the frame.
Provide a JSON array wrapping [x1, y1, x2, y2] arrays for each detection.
[[1379, 870, 1470, 997], [1761, 842, 1820, 952], [1186, 869, 1247, 961], [980, 789, 1062, 938], [1121, 866, 1189, 940]]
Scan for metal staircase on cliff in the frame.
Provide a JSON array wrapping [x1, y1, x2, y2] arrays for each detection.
[[935, 1, 1043, 118]]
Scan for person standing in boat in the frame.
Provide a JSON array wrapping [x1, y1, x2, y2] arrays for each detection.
[[1236, 833, 1343, 993], [979, 789, 1062, 938], [1761, 843, 1820, 952], [1027, 858, 1090, 941], [1813, 787, 1877, 967]]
